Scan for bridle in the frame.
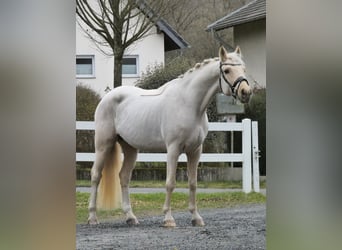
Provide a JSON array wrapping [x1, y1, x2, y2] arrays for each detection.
[[219, 62, 249, 98]]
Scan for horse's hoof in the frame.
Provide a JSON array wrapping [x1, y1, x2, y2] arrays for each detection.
[[192, 218, 205, 227], [163, 219, 177, 228], [87, 218, 99, 225], [126, 218, 139, 226]]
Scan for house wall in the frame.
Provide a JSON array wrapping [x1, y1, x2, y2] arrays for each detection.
[[123, 28, 165, 86], [234, 19, 266, 88], [76, 24, 165, 96], [76, 23, 113, 95]]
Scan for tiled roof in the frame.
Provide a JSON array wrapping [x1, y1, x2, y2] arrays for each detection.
[[207, 0, 266, 31]]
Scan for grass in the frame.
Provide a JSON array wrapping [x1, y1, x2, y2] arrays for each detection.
[[76, 191, 266, 224], [76, 179, 266, 189]]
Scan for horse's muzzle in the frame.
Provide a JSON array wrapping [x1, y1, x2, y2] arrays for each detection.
[[240, 88, 252, 103]]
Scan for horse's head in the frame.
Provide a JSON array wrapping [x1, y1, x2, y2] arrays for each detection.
[[218, 46, 252, 103]]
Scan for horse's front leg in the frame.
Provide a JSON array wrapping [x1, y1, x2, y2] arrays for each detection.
[[187, 145, 205, 226], [163, 145, 180, 227]]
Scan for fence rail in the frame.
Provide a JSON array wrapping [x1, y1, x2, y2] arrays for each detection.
[[76, 119, 260, 193]]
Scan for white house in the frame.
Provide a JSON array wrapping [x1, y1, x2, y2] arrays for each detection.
[[207, 0, 266, 88], [76, 6, 189, 96]]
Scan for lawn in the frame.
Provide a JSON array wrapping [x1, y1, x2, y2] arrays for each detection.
[[76, 191, 266, 224]]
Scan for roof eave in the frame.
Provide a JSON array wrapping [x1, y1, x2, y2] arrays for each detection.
[[207, 15, 265, 31], [156, 19, 190, 51], [206, 0, 266, 31], [136, 0, 190, 51]]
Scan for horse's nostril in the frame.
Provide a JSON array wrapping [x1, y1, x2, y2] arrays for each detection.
[[242, 89, 251, 96]]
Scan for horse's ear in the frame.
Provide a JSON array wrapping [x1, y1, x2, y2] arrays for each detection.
[[235, 46, 242, 57], [219, 46, 228, 61]]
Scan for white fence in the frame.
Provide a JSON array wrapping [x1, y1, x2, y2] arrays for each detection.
[[76, 118, 260, 193]]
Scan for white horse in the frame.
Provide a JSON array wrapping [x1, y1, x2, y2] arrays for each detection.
[[87, 46, 252, 227]]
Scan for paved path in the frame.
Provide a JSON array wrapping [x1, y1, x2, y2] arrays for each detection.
[[77, 187, 266, 195]]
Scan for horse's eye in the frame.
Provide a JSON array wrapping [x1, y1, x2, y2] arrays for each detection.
[[224, 69, 230, 74]]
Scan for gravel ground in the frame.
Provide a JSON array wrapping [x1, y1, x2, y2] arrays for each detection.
[[76, 204, 266, 250]]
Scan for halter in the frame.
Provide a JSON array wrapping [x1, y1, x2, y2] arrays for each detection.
[[219, 62, 249, 98]]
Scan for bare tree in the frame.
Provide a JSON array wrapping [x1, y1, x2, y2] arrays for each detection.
[[165, 0, 201, 34], [164, 0, 251, 61], [76, 0, 169, 88]]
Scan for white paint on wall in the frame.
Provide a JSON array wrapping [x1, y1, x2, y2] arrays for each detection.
[[234, 19, 266, 88], [76, 23, 165, 96]]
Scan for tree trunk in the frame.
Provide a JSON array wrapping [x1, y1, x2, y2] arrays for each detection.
[[112, 0, 123, 89], [113, 53, 123, 88]]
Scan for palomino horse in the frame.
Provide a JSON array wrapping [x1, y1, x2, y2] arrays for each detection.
[[87, 46, 252, 227]]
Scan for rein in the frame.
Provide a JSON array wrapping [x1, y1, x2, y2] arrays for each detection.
[[219, 62, 249, 98]]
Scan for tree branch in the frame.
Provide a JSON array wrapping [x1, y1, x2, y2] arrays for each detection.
[[76, 0, 172, 87]]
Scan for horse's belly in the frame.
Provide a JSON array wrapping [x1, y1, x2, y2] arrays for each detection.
[[119, 130, 166, 152], [115, 97, 166, 151], [135, 141, 166, 152], [116, 115, 166, 151]]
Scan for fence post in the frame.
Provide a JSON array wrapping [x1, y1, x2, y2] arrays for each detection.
[[252, 121, 260, 193], [242, 118, 252, 193]]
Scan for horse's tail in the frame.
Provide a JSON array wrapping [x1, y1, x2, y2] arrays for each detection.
[[97, 142, 122, 210]]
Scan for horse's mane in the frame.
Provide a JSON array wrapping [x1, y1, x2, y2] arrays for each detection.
[[177, 57, 220, 79], [144, 54, 241, 96], [140, 78, 177, 96], [177, 51, 245, 80]]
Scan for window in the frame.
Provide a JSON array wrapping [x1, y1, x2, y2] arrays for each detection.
[[122, 56, 138, 77], [76, 55, 95, 78]]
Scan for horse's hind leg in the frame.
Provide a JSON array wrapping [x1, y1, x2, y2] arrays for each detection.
[[187, 145, 205, 226], [118, 139, 139, 225], [88, 129, 115, 224], [87, 148, 111, 224]]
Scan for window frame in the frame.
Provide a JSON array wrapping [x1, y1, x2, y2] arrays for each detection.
[[122, 55, 139, 78], [76, 55, 95, 78]]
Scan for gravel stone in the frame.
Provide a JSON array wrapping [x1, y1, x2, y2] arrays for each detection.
[[77, 204, 265, 250]]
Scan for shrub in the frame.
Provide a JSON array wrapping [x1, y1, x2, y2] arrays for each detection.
[[76, 84, 101, 161], [136, 57, 194, 89], [238, 88, 266, 175], [76, 84, 101, 121]]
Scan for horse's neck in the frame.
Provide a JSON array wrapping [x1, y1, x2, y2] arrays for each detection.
[[181, 61, 219, 115]]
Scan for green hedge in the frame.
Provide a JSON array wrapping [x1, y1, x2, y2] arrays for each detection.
[[238, 88, 266, 175], [76, 84, 101, 121], [136, 57, 194, 89], [76, 84, 101, 167]]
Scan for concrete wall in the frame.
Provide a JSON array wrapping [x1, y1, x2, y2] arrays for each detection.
[[77, 167, 243, 181], [133, 167, 242, 182], [234, 19, 266, 88]]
